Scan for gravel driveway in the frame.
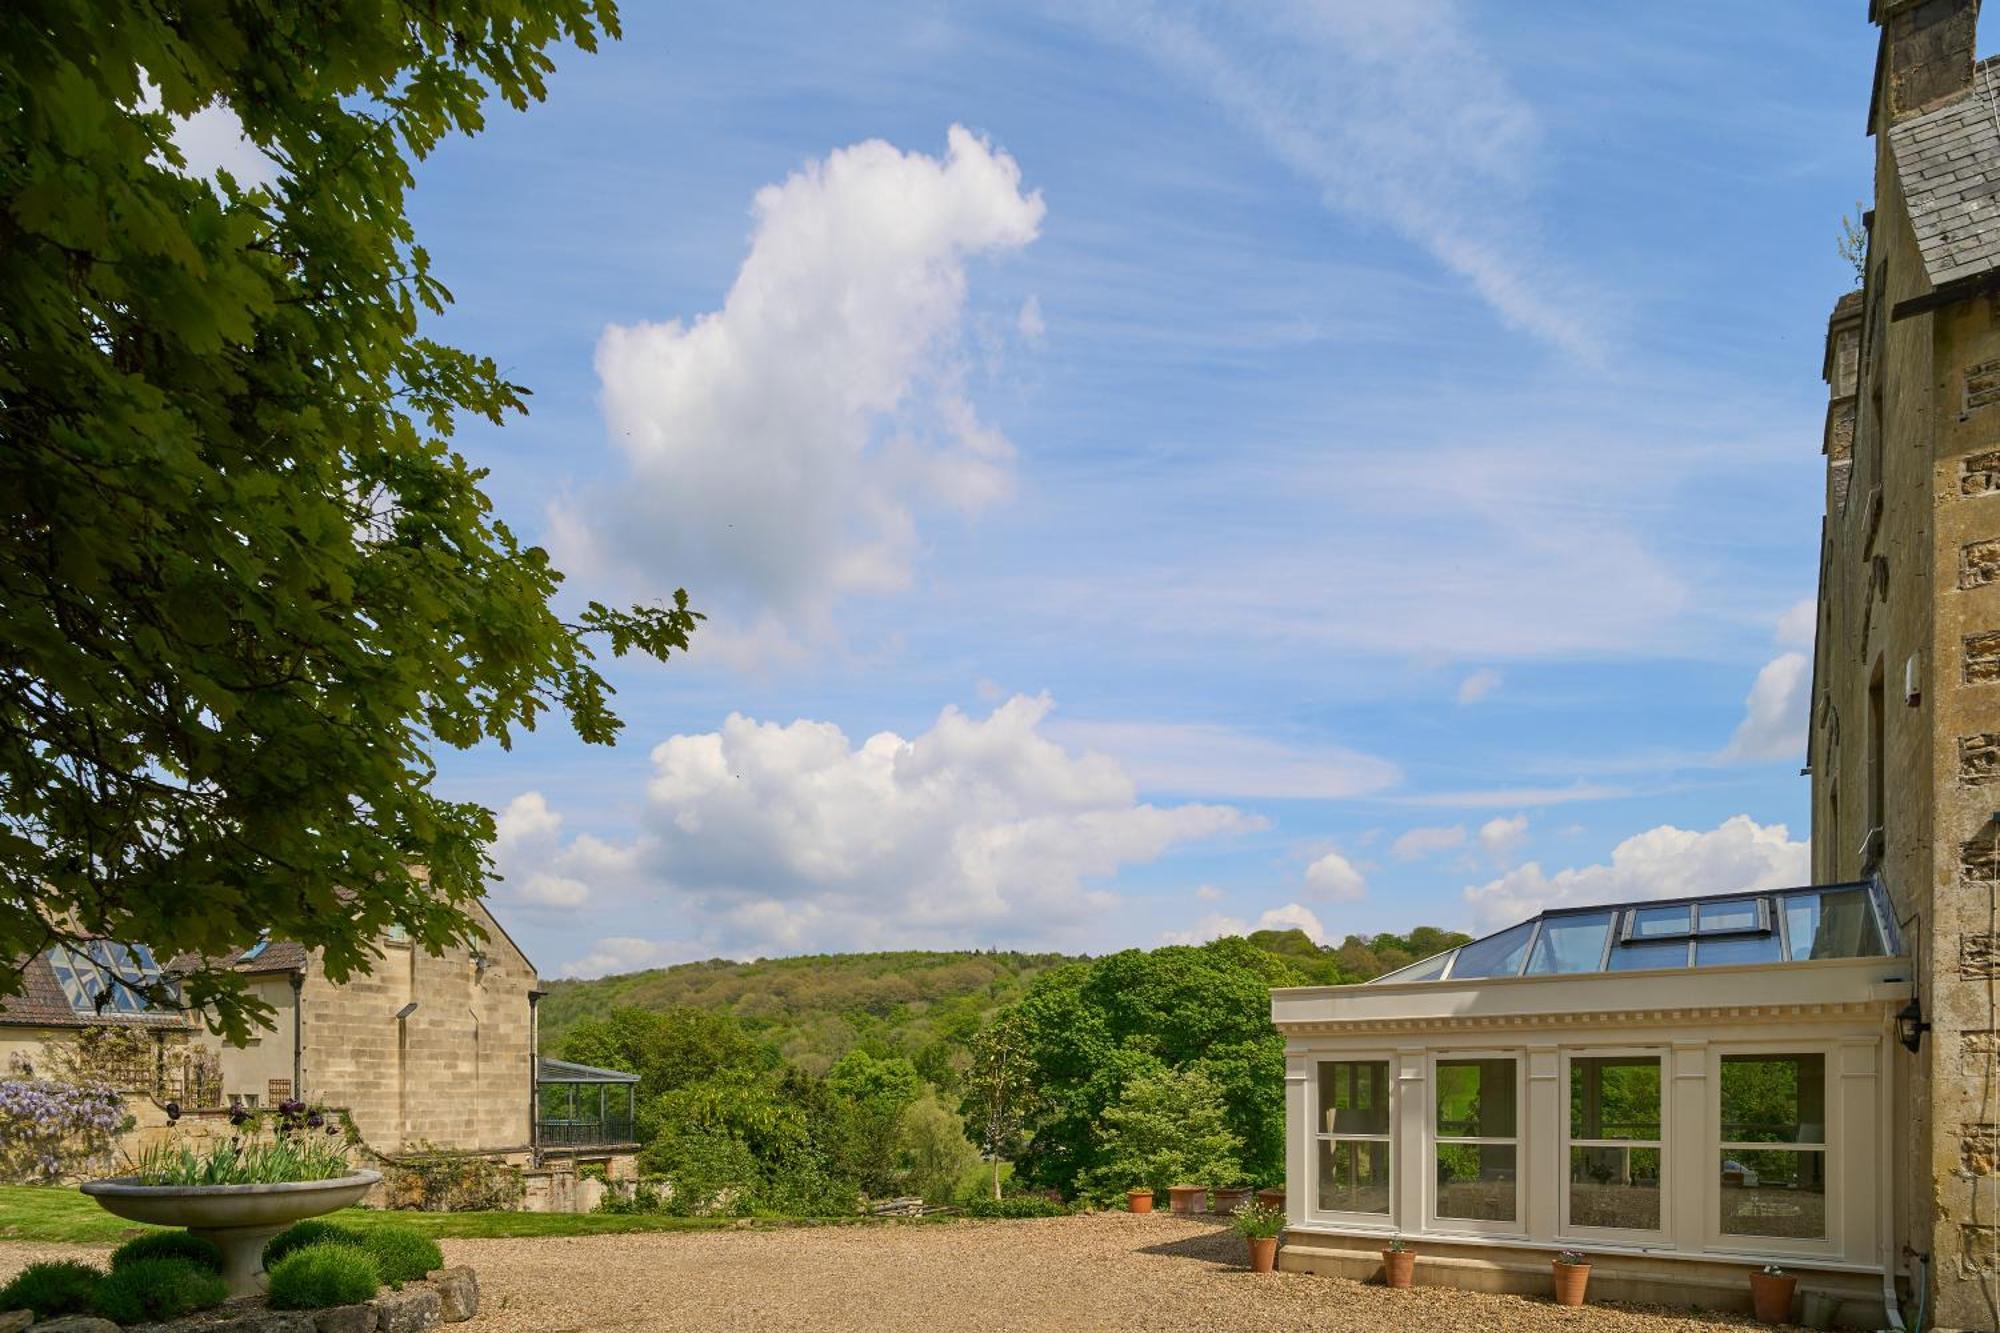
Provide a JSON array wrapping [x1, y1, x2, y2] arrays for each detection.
[[1, 1214, 1762, 1332]]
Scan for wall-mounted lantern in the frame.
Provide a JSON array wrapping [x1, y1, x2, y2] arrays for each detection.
[[1896, 997, 1931, 1054]]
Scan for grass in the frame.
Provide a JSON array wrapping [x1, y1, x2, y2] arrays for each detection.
[[0, 1186, 968, 1245]]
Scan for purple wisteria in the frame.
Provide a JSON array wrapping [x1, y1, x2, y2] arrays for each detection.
[[0, 1076, 124, 1183]]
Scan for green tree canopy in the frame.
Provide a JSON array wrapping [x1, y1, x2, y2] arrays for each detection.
[[1074, 1067, 1243, 1204], [1, 0, 696, 1039], [556, 1008, 778, 1103]]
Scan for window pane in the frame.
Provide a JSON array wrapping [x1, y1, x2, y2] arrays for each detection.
[[1317, 1139, 1390, 1214], [1526, 912, 1613, 975], [1436, 1144, 1517, 1222], [1695, 934, 1784, 967], [1570, 1146, 1662, 1231], [1375, 950, 1452, 983], [1449, 922, 1535, 980], [1697, 899, 1760, 933], [1318, 1061, 1390, 1136], [1720, 1054, 1827, 1144], [1630, 904, 1692, 938], [1608, 939, 1690, 971], [1720, 1149, 1827, 1239], [1570, 1056, 1661, 1140], [1436, 1059, 1516, 1138], [1784, 888, 1885, 960]]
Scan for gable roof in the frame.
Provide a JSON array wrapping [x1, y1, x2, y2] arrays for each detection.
[[1888, 73, 2000, 289]]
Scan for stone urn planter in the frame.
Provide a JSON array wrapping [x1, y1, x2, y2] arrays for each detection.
[[1167, 1184, 1207, 1216], [1210, 1185, 1253, 1216], [1382, 1243, 1414, 1289], [1750, 1267, 1798, 1324], [81, 1170, 380, 1297], [1127, 1188, 1155, 1214], [1552, 1253, 1591, 1307]]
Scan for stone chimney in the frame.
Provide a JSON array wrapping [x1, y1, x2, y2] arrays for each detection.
[[1870, 0, 1982, 131], [1823, 289, 1864, 517]]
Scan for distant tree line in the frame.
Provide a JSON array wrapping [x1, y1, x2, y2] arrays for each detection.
[[556, 926, 1466, 1214]]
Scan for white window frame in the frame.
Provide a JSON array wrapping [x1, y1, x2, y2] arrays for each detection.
[[1309, 1057, 1395, 1226], [1706, 1041, 1839, 1260], [1426, 1049, 1525, 1238], [1559, 1047, 1669, 1242]]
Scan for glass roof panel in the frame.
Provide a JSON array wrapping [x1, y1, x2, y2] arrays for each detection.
[[46, 942, 173, 1014], [1525, 910, 1613, 975], [1447, 920, 1535, 979], [1608, 938, 1691, 971], [1360, 881, 1897, 985]]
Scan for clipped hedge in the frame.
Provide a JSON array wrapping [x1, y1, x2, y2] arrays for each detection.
[[0, 1259, 103, 1319], [91, 1256, 228, 1324], [266, 1242, 382, 1311], [110, 1229, 225, 1274], [263, 1217, 364, 1270], [964, 1195, 1070, 1218], [360, 1225, 444, 1287]]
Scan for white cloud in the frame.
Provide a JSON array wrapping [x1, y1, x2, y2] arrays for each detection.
[[1477, 813, 1529, 866], [1457, 668, 1502, 705], [1017, 294, 1046, 341], [1304, 850, 1367, 901], [1161, 902, 1325, 946], [1392, 825, 1467, 861], [561, 936, 684, 979], [171, 103, 279, 188], [490, 793, 590, 908], [508, 694, 1259, 968], [1194, 884, 1224, 902], [1078, 0, 1598, 359], [558, 126, 1044, 643], [1397, 783, 1627, 809], [1722, 651, 1810, 763], [1462, 815, 1809, 931], [1047, 719, 1399, 799], [1777, 598, 1816, 649]]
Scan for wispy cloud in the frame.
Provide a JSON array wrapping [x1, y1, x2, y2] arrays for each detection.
[[1048, 719, 1399, 800], [1395, 782, 1627, 810], [1072, 0, 1601, 360]]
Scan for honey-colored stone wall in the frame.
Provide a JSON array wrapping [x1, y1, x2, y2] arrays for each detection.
[[293, 901, 536, 1155], [1811, 92, 2000, 1329]]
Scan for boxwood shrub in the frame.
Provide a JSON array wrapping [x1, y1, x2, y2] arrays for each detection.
[[360, 1225, 444, 1287], [263, 1217, 364, 1269], [92, 1256, 228, 1324], [266, 1242, 381, 1310], [0, 1259, 104, 1319], [964, 1196, 1070, 1219], [111, 1229, 225, 1274]]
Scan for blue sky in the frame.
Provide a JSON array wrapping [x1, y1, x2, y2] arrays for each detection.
[[351, 1, 1903, 976]]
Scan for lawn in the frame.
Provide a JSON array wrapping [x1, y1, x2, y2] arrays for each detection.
[[0, 1184, 926, 1244]]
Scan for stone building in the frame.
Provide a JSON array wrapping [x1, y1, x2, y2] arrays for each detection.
[[2, 898, 638, 1207], [1808, 1, 2000, 1325]]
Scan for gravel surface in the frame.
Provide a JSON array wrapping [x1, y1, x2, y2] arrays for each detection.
[[1, 1214, 1764, 1332]]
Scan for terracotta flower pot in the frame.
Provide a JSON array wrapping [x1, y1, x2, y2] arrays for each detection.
[[1247, 1235, 1278, 1274], [1382, 1249, 1415, 1289], [1751, 1271, 1798, 1325], [1168, 1184, 1208, 1215], [1127, 1188, 1154, 1214], [1552, 1260, 1591, 1307], [1211, 1185, 1253, 1216], [1256, 1187, 1285, 1213]]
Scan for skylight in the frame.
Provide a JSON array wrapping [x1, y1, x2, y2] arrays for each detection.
[[1367, 881, 1897, 985], [45, 941, 176, 1014]]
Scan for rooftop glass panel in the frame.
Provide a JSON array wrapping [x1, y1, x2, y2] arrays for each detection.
[[1629, 904, 1692, 939], [1359, 880, 1897, 985], [1447, 920, 1535, 980], [46, 942, 174, 1014], [1525, 911, 1613, 975]]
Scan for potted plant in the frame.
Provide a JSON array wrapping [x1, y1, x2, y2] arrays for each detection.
[[1126, 1186, 1155, 1214], [1231, 1201, 1285, 1273], [1382, 1234, 1415, 1289], [1552, 1249, 1591, 1306], [80, 1101, 377, 1296], [1210, 1184, 1253, 1215], [1750, 1264, 1798, 1324], [1255, 1185, 1285, 1213]]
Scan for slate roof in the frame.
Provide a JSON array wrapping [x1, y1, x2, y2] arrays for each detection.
[[1889, 71, 2000, 288]]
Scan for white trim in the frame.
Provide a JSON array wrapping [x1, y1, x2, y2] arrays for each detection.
[[1704, 1042, 1840, 1261], [1558, 1046, 1670, 1244], [1426, 1050, 1526, 1238], [1306, 1056, 1396, 1227]]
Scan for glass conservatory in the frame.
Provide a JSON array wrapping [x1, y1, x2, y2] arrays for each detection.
[[535, 1057, 640, 1150], [1271, 882, 1909, 1327]]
